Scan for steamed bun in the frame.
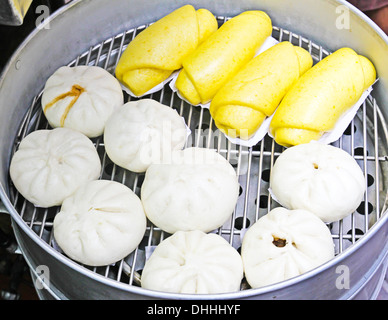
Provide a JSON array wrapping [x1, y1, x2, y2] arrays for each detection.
[[104, 99, 188, 173], [270, 142, 365, 222], [141, 147, 239, 233], [41, 66, 124, 138], [10, 128, 101, 208], [53, 180, 147, 266], [241, 207, 335, 288], [141, 230, 244, 294]]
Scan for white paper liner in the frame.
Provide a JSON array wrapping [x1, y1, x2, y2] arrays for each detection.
[[224, 113, 275, 147], [183, 117, 192, 141], [256, 36, 280, 55]]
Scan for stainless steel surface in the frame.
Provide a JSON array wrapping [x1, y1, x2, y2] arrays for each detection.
[[0, 0, 388, 299], [0, 200, 8, 214]]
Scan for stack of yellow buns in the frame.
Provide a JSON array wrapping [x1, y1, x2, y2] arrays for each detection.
[[115, 6, 376, 149]]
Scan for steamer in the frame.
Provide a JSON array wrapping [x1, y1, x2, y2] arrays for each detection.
[[0, 0, 387, 299]]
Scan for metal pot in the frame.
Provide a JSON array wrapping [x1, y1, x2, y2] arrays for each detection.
[[0, 0, 387, 300]]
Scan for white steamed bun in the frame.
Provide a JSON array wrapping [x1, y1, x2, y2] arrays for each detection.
[[53, 179, 147, 266], [41, 65, 124, 138], [270, 142, 365, 223], [141, 230, 244, 294], [241, 207, 335, 288], [140, 147, 239, 233], [10, 128, 101, 208], [104, 98, 188, 173]]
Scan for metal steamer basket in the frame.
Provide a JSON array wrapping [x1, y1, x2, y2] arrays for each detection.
[[0, 0, 387, 300]]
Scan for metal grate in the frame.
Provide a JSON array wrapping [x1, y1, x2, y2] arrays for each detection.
[[8, 18, 388, 290]]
